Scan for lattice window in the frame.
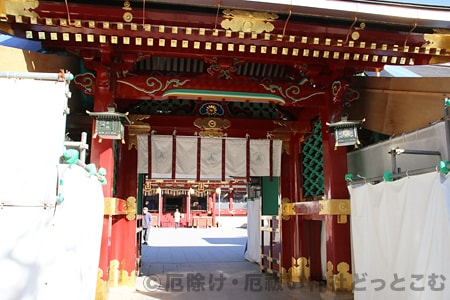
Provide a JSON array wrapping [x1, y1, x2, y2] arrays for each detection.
[[302, 120, 324, 198]]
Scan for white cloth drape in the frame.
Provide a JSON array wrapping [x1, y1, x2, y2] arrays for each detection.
[[349, 172, 450, 300], [250, 139, 270, 176], [0, 165, 104, 300], [137, 135, 282, 179], [151, 135, 173, 179], [200, 137, 222, 179], [176, 136, 197, 179], [225, 138, 246, 178], [0, 75, 103, 299], [0, 78, 68, 206], [244, 198, 261, 263]]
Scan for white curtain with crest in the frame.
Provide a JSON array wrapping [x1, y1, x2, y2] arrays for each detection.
[[137, 135, 282, 179]]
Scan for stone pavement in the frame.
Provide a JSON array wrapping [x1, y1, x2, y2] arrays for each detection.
[[108, 227, 324, 300]]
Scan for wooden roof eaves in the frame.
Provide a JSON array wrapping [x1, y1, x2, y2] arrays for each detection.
[[5, 16, 447, 69], [30, 0, 450, 31], [2, 1, 450, 67]]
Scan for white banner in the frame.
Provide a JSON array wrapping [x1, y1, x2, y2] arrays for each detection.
[[137, 135, 149, 174], [272, 140, 282, 177], [250, 139, 270, 176], [176, 136, 197, 179], [151, 135, 173, 179], [137, 135, 283, 179], [200, 137, 222, 180], [349, 172, 450, 300], [225, 138, 247, 178]]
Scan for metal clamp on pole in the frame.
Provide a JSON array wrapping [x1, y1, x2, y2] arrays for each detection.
[[388, 147, 441, 174], [64, 132, 89, 163], [345, 163, 448, 186], [0, 70, 74, 82]]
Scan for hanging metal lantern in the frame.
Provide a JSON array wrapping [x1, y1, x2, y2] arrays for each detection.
[[326, 116, 365, 150], [87, 105, 131, 143]]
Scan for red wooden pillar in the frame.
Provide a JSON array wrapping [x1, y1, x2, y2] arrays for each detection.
[[186, 192, 191, 227], [280, 135, 307, 283], [90, 66, 114, 300], [212, 192, 217, 227], [229, 183, 234, 211], [158, 190, 163, 227], [112, 140, 138, 288], [91, 66, 137, 298], [102, 199, 137, 289], [320, 77, 353, 298], [115, 140, 138, 198]]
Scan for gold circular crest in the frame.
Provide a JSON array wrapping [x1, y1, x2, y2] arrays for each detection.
[[351, 31, 360, 41], [338, 202, 348, 212], [123, 12, 133, 23], [208, 119, 217, 128], [206, 104, 218, 116]]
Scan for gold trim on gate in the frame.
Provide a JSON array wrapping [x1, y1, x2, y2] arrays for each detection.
[[95, 268, 107, 300], [221, 9, 278, 34], [194, 117, 231, 137], [290, 257, 310, 283], [104, 197, 128, 215], [326, 261, 352, 292], [280, 257, 310, 283], [319, 199, 350, 223], [126, 114, 151, 150], [108, 260, 136, 288], [281, 200, 295, 219], [126, 196, 137, 220], [424, 30, 450, 64], [104, 197, 119, 215], [424, 29, 450, 50]]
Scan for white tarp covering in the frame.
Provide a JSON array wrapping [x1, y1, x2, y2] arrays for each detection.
[[347, 121, 448, 179], [244, 198, 261, 263], [0, 77, 68, 206], [0, 165, 104, 300], [349, 172, 450, 300], [0, 74, 104, 299], [137, 135, 282, 179]]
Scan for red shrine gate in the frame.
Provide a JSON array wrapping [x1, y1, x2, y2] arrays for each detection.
[[1, 0, 450, 299], [142, 178, 249, 228], [138, 135, 282, 227]]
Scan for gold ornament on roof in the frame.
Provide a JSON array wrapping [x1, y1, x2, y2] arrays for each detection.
[[424, 29, 450, 64], [206, 104, 218, 116], [194, 117, 231, 137], [221, 9, 278, 34], [126, 114, 151, 150], [123, 12, 133, 22], [123, 0, 132, 11]]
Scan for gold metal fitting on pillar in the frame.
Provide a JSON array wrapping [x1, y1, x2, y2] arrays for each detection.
[[126, 196, 137, 220], [319, 199, 351, 224], [281, 198, 294, 220]]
